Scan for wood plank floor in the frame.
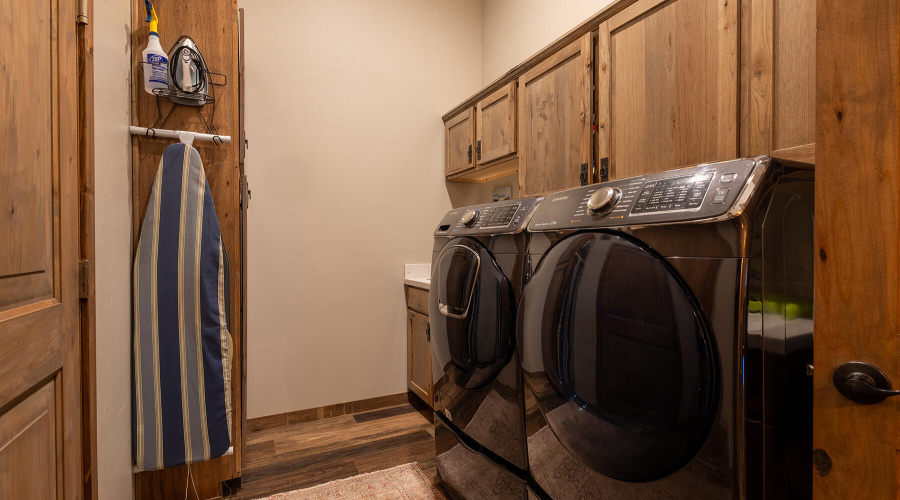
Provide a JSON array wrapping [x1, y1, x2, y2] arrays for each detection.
[[230, 400, 441, 499]]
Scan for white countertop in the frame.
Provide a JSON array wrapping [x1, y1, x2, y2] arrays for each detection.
[[404, 277, 430, 290], [404, 263, 430, 290]]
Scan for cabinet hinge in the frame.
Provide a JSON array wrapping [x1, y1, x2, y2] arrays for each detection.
[[476, 140, 481, 161], [467, 145, 472, 164], [77, 0, 88, 25], [426, 323, 431, 342], [580, 163, 589, 186], [78, 260, 90, 299], [599, 157, 609, 182]]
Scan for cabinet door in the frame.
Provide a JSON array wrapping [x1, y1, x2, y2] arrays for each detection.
[[744, 0, 816, 163], [598, 0, 739, 179], [407, 310, 433, 407], [445, 107, 475, 176], [518, 33, 592, 196], [476, 82, 517, 166]]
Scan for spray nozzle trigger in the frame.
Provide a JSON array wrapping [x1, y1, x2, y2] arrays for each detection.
[[145, 0, 153, 22]]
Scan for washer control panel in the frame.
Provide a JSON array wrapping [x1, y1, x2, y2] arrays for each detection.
[[435, 197, 543, 236], [528, 157, 766, 231]]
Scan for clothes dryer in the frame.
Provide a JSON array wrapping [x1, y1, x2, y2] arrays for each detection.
[[518, 157, 813, 499]]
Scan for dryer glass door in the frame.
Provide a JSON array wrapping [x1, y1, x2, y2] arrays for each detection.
[[518, 231, 718, 482]]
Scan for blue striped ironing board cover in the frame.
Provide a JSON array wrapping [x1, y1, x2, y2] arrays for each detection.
[[133, 143, 232, 471]]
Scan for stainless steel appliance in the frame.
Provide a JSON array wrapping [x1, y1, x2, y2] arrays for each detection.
[[429, 198, 543, 500], [518, 157, 814, 499]]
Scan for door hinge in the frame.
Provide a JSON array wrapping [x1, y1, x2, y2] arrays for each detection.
[[476, 140, 482, 161], [580, 163, 589, 186], [77, 0, 88, 25], [426, 323, 431, 342], [467, 144, 472, 164], [78, 260, 90, 299]]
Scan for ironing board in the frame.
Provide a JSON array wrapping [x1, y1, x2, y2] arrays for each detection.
[[133, 143, 232, 471]]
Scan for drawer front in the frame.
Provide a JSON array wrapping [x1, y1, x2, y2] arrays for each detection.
[[406, 286, 429, 315]]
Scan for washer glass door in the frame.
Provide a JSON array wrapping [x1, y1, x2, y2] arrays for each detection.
[[431, 237, 516, 391], [518, 231, 718, 482]]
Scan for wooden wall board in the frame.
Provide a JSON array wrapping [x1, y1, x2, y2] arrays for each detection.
[[130, 0, 243, 497], [812, 0, 900, 496]]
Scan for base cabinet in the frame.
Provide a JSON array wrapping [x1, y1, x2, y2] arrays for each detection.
[[405, 286, 433, 408]]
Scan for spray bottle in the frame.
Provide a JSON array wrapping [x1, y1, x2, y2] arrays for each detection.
[[142, 0, 168, 94]]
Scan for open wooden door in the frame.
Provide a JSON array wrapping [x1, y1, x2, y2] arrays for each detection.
[[0, 0, 84, 498], [813, 0, 900, 497]]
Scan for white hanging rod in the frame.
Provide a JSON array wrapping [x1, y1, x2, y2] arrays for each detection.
[[130, 126, 231, 146]]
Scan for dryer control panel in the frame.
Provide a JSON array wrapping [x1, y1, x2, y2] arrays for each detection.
[[528, 157, 768, 231], [434, 197, 543, 236]]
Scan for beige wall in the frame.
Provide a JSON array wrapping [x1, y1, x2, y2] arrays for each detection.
[[244, 0, 482, 418], [93, 0, 134, 497], [481, 0, 615, 85]]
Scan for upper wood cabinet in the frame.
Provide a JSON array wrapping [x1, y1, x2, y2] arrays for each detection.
[[476, 82, 517, 165], [744, 0, 816, 163], [597, 0, 740, 180], [445, 107, 475, 176], [518, 33, 592, 196]]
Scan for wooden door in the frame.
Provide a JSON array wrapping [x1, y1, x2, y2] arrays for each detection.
[[812, 0, 900, 497], [445, 108, 475, 177], [519, 33, 592, 196], [0, 0, 83, 497], [407, 310, 433, 407], [597, 0, 739, 179], [744, 0, 816, 163], [476, 82, 517, 166]]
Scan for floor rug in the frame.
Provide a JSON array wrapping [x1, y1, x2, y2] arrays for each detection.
[[254, 463, 444, 500]]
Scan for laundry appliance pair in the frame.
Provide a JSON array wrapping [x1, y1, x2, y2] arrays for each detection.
[[429, 157, 814, 500]]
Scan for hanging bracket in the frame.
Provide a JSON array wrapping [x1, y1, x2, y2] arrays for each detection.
[[77, 0, 89, 25]]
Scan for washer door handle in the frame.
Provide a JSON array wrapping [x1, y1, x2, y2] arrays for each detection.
[[833, 361, 900, 404]]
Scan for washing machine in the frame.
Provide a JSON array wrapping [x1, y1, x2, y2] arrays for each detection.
[[429, 197, 543, 500], [517, 157, 814, 499]]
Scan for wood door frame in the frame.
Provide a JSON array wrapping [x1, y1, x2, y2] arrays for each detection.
[[76, 0, 98, 498]]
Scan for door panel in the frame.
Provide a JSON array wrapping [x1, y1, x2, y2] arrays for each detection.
[[0, 381, 58, 500], [446, 108, 475, 176], [0, 0, 55, 311], [476, 82, 516, 166], [0, 0, 82, 496], [598, 0, 739, 179], [408, 310, 433, 407], [518, 33, 592, 196]]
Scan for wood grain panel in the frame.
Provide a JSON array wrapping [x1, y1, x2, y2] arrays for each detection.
[[746, 0, 816, 163], [0, 0, 54, 310], [773, 0, 815, 152], [812, 0, 899, 497], [476, 82, 517, 166], [407, 311, 433, 407], [405, 286, 429, 316], [599, 0, 739, 179], [130, 0, 242, 496], [518, 33, 592, 196], [445, 108, 475, 176], [0, 0, 83, 495], [0, 381, 57, 500]]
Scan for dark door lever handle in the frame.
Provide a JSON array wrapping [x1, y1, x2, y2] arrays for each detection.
[[833, 361, 900, 404]]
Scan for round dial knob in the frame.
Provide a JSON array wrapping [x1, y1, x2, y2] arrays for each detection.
[[461, 209, 480, 227], [586, 187, 622, 217]]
